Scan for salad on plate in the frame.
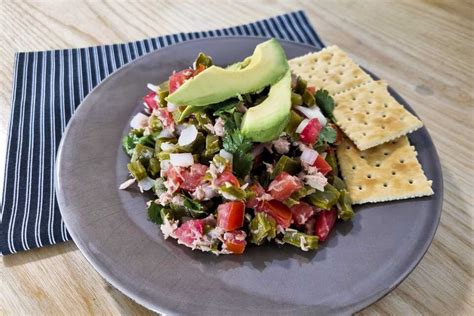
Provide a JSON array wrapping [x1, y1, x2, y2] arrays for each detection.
[[120, 39, 354, 255]]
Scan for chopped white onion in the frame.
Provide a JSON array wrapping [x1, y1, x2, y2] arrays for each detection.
[[175, 124, 187, 135], [320, 152, 327, 159], [170, 153, 194, 167], [130, 112, 149, 129], [119, 178, 135, 190], [178, 125, 198, 146], [219, 149, 233, 163], [147, 83, 158, 92], [158, 129, 173, 139], [295, 118, 310, 134], [167, 102, 177, 112], [160, 142, 176, 152], [301, 148, 319, 165], [160, 160, 171, 172], [295, 106, 327, 126], [138, 177, 154, 192]]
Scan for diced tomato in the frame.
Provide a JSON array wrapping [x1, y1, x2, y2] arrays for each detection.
[[247, 183, 265, 209], [157, 108, 175, 129], [267, 172, 303, 201], [314, 208, 337, 242], [143, 91, 158, 111], [193, 64, 206, 76], [306, 86, 316, 94], [180, 164, 208, 192], [290, 202, 315, 225], [299, 118, 322, 145], [217, 201, 245, 231], [223, 230, 247, 254], [329, 123, 343, 145], [313, 155, 332, 176], [258, 200, 292, 228], [169, 69, 194, 93], [215, 170, 240, 188], [174, 219, 205, 247]]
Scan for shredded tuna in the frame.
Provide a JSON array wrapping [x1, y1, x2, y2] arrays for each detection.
[[191, 184, 217, 201], [303, 172, 328, 191], [158, 192, 173, 206], [213, 117, 225, 137], [263, 162, 274, 174], [272, 137, 290, 154], [160, 216, 178, 239], [171, 195, 185, 206]]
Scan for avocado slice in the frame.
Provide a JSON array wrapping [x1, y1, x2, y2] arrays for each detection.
[[166, 39, 289, 107], [241, 70, 291, 142]]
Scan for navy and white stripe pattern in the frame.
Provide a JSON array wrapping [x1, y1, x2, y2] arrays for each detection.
[[0, 10, 324, 255]]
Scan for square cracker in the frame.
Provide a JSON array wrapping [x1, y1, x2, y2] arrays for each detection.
[[333, 80, 423, 151], [289, 46, 373, 95], [336, 136, 433, 204]]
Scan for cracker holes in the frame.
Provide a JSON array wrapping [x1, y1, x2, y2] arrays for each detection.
[[354, 75, 359, 79], [350, 107, 354, 111], [360, 155, 366, 159], [348, 118, 352, 121], [384, 151, 389, 156], [383, 183, 388, 188], [364, 122, 368, 125], [298, 63, 302, 67], [370, 90, 374, 94], [368, 100, 373, 104], [325, 69, 329, 74], [358, 185, 363, 190], [346, 145, 351, 150], [409, 179, 414, 184], [336, 80, 341, 84], [400, 116, 405, 121], [339, 72, 344, 76], [381, 125, 386, 130], [392, 140, 397, 145], [382, 114, 387, 118], [365, 111, 370, 115], [400, 159, 405, 164], [375, 163, 381, 167], [362, 132, 366, 136], [342, 63, 346, 67], [308, 75, 313, 79], [311, 67, 315, 71], [367, 174, 372, 179], [314, 58, 318, 63], [352, 96, 356, 101], [384, 103, 388, 108], [391, 171, 396, 175], [352, 166, 357, 170]]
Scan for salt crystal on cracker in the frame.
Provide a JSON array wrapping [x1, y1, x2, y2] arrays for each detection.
[[333, 80, 423, 150], [289, 46, 373, 95], [336, 136, 433, 204]]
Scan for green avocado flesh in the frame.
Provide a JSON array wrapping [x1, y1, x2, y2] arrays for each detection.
[[241, 70, 292, 142], [166, 38, 289, 106]]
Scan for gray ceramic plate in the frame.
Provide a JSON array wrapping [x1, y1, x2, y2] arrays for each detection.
[[56, 37, 443, 315]]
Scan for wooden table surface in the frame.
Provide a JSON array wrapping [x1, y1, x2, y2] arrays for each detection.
[[1, 0, 473, 314]]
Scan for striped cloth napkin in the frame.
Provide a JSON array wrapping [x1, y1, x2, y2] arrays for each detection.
[[0, 10, 324, 255]]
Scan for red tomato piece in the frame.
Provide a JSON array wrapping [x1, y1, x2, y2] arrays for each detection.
[[223, 230, 247, 254], [247, 183, 265, 209], [313, 154, 332, 176], [306, 86, 316, 94], [174, 219, 205, 247], [299, 118, 322, 145], [314, 208, 337, 242], [259, 200, 292, 228], [143, 91, 158, 111], [267, 172, 303, 201], [290, 202, 315, 225], [169, 69, 194, 93], [215, 170, 240, 188], [217, 201, 245, 231], [180, 164, 208, 192]]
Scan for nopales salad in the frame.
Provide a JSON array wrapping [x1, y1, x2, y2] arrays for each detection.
[[121, 39, 354, 255]]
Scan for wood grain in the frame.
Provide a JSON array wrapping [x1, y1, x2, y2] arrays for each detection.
[[1, 0, 473, 314]]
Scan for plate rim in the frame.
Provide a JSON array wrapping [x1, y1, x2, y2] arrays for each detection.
[[55, 36, 444, 314]]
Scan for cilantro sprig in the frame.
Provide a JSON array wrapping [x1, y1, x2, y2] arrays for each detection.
[[222, 114, 253, 178], [315, 89, 335, 122]]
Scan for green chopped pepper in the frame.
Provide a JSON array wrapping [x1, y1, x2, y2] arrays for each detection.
[[291, 92, 303, 106], [158, 90, 169, 107], [284, 110, 303, 139], [302, 89, 316, 106], [306, 183, 340, 210], [331, 176, 346, 191], [272, 155, 301, 178], [131, 143, 154, 166], [294, 76, 307, 95], [219, 185, 246, 200], [179, 105, 202, 122], [338, 189, 355, 221], [148, 202, 165, 224], [283, 229, 319, 250], [147, 157, 161, 177], [204, 134, 221, 158], [249, 213, 277, 245], [325, 150, 339, 176], [127, 161, 147, 181], [194, 52, 213, 68]]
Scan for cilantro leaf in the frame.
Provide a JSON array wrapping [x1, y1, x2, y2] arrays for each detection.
[[223, 130, 253, 153], [315, 125, 337, 148], [233, 152, 253, 179], [148, 203, 164, 225], [315, 89, 335, 121], [182, 195, 206, 218]]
